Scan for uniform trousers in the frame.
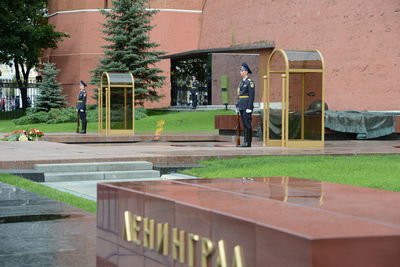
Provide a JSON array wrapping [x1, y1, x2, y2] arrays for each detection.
[[239, 110, 252, 129], [78, 110, 87, 132]]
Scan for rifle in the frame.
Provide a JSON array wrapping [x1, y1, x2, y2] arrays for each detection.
[[236, 113, 241, 146], [76, 111, 80, 133]]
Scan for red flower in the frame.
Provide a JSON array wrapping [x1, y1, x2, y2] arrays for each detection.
[[27, 128, 44, 139], [5, 130, 25, 137]]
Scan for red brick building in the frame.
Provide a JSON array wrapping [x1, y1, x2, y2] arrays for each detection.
[[46, 0, 400, 111]]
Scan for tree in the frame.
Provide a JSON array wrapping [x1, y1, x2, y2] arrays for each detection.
[[34, 63, 66, 112], [91, 0, 165, 105], [0, 0, 69, 109]]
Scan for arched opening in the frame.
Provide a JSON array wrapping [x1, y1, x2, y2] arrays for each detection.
[[263, 49, 325, 147]]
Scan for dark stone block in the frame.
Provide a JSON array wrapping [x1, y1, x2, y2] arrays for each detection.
[[153, 165, 202, 175], [0, 169, 44, 182]]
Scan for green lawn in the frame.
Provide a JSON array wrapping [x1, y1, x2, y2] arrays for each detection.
[[136, 110, 234, 132], [0, 174, 96, 213], [181, 154, 400, 192], [0, 109, 234, 133]]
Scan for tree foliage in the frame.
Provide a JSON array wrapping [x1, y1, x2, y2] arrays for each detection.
[[91, 0, 165, 105], [34, 63, 66, 112], [0, 0, 69, 109]]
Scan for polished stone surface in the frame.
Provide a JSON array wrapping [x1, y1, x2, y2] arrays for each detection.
[[98, 178, 400, 267], [0, 182, 96, 267]]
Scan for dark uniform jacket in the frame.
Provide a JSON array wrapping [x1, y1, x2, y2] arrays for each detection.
[[190, 80, 200, 95], [237, 77, 255, 111], [77, 89, 87, 111]]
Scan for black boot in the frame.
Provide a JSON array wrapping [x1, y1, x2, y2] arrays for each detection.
[[246, 128, 252, 147], [240, 129, 248, 147], [80, 122, 87, 134]]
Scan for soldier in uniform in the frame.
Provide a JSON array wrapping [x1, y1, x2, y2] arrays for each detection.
[[189, 75, 199, 109], [236, 63, 255, 147], [77, 80, 87, 134]]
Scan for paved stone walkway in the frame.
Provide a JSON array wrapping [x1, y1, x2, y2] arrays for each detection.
[[1, 133, 399, 169]]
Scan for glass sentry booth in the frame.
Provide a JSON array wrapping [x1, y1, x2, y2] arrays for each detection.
[[99, 72, 135, 135], [263, 49, 325, 147]]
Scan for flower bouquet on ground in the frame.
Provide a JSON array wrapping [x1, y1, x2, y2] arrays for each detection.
[[4, 130, 28, 141], [3, 129, 44, 141], [27, 128, 44, 141]]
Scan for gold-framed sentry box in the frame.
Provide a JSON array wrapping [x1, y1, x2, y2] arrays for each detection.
[[98, 72, 135, 135], [263, 49, 325, 147]]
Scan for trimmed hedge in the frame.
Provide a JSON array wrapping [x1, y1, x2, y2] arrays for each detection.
[[13, 106, 147, 125]]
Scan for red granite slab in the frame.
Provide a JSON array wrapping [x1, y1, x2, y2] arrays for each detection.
[[214, 114, 260, 130], [175, 178, 400, 227], [97, 178, 400, 267]]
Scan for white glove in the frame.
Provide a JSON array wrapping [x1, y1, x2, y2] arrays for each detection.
[[80, 109, 84, 112], [245, 109, 252, 113]]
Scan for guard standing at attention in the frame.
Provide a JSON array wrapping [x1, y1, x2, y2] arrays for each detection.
[[190, 75, 200, 109], [77, 80, 87, 134], [236, 63, 255, 147]]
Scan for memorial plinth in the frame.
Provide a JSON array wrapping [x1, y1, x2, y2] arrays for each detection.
[[97, 178, 400, 267]]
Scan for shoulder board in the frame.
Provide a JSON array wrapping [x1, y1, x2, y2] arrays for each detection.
[[250, 81, 255, 88]]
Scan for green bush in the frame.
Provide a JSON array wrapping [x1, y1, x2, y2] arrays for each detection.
[[135, 107, 147, 120], [13, 111, 49, 125], [86, 104, 97, 110], [87, 108, 98, 122], [14, 108, 75, 125], [46, 108, 76, 124], [24, 108, 37, 116], [13, 106, 147, 125]]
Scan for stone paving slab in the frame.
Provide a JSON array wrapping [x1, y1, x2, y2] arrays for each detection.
[[0, 182, 96, 267], [44, 169, 160, 182], [0, 133, 399, 169], [35, 161, 154, 172], [43, 173, 197, 200]]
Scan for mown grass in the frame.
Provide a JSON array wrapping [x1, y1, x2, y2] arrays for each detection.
[[0, 174, 96, 213], [136, 110, 234, 132], [181, 154, 400, 192], [0, 109, 234, 133]]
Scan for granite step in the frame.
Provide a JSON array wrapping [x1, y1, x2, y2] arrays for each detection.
[[35, 161, 153, 173], [43, 170, 161, 182]]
